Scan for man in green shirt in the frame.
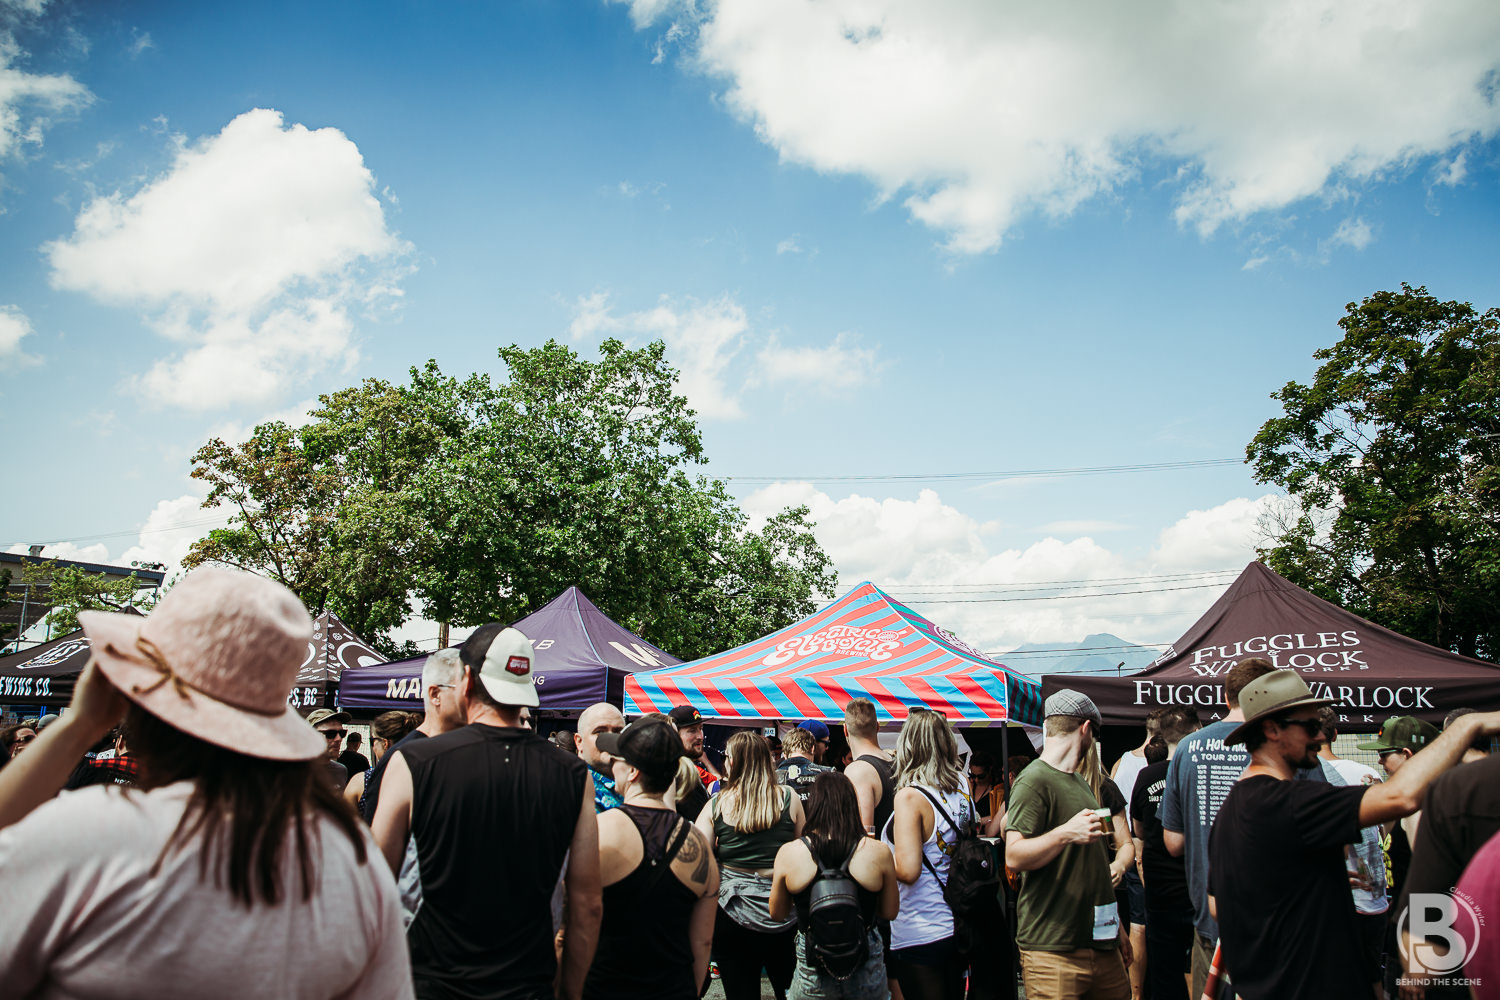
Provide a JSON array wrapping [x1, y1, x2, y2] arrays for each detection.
[[1006, 689, 1132, 1000]]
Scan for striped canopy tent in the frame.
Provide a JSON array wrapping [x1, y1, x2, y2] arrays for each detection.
[[625, 582, 1043, 726]]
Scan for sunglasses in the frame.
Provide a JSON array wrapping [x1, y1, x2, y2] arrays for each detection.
[[321, 729, 347, 740], [1274, 717, 1323, 737]]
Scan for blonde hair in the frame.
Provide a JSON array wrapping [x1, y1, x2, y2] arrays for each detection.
[[1078, 739, 1104, 803], [718, 731, 783, 833], [673, 756, 700, 805], [844, 698, 878, 741], [782, 727, 815, 757], [893, 709, 962, 794]]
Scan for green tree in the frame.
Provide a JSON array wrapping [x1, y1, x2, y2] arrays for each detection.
[[1247, 284, 1500, 658], [184, 341, 835, 659], [4, 561, 158, 636]]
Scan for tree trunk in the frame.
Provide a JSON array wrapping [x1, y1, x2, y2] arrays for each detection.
[[437, 620, 450, 649]]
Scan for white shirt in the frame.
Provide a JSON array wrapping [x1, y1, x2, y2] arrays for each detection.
[[0, 781, 413, 999], [1112, 749, 1150, 808], [883, 783, 975, 950]]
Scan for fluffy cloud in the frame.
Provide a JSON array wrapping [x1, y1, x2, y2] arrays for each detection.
[[8, 494, 232, 584], [743, 482, 1278, 654], [0, 9, 91, 171], [0, 304, 39, 366], [614, 0, 1500, 252], [1325, 217, 1374, 252], [755, 331, 881, 389], [571, 292, 749, 418], [570, 292, 883, 417], [46, 108, 408, 409]]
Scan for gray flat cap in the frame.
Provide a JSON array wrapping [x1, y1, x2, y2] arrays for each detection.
[[1044, 689, 1102, 727]]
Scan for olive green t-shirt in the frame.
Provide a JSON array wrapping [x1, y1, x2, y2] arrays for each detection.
[[1006, 759, 1118, 951]]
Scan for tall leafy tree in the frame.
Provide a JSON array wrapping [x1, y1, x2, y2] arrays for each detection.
[[185, 340, 835, 658], [1247, 284, 1500, 658]]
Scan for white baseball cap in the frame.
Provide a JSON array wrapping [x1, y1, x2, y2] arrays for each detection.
[[459, 624, 540, 708]]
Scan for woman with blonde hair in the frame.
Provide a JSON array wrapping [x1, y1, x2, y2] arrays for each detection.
[[695, 730, 805, 1000], [883, 707, 976, 1000]]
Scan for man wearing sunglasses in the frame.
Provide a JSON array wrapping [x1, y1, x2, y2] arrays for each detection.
[[1206, 672, 1500, 1000], [307, 708, 354, 791]]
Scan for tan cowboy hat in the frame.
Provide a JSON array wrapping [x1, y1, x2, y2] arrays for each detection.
[[79, 567, 325, 761], [1224, 669, 1334, 746]]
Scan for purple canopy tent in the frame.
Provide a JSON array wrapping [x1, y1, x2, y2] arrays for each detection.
[[338, 586, 678, 712]]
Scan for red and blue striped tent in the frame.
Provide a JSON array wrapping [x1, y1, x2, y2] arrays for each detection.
[[624, 582, 1043, 726]]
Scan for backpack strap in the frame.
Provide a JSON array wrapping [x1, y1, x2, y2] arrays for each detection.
[[646, 816, 694, 892], [913, 786, 966, 890]]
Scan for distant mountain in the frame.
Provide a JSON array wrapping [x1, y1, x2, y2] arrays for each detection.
[[995, 633, 1162, 680]]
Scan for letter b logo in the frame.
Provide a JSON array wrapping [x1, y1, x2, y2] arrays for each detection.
[[1399, 892, 1477, 975]]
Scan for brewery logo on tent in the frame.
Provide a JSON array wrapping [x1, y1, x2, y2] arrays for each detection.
[[16, 639, 90, 670], [762, 624, 911, 666]]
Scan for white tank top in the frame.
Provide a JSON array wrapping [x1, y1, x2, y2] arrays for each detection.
[[1112, 750, 1149, 810], [883, 783, 975, 950]]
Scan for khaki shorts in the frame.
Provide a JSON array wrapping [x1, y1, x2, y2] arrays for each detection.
[[1019, 947, 1131, 1000]]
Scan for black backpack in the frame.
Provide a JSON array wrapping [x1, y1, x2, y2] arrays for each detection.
[[915, 787, 1001, 950], [800, 836, 869, 980]]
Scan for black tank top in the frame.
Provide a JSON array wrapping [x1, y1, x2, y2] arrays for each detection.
[[401, 724, 587, 1000], [584, 805, 700, 1000], [857, 754, 897, 837]]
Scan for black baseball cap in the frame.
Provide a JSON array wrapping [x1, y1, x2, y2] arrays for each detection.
[[669, 704, 703, 728], [596, 718, 684, 782]]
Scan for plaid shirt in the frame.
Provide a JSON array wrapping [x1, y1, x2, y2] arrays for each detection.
[[85, 754, 139, 786]]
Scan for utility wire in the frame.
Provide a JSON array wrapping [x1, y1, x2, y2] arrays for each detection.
[[729, 458, 1242, 484]]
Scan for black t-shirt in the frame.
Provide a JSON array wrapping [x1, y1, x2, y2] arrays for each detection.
[[338, 748, 371, 776], [857, 753, 897, 836], [360, 729, 427, 824], [401, 724, 588, 1000], [1208, 775, 1368, 1000], [1130, 760, 1188, 910]]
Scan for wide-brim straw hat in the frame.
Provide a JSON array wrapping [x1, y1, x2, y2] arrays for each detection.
[[1223, 669, 1334, 747], [79, 566, 325, 761]]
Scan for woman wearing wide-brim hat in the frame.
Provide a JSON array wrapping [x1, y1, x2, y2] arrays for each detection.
[[0, 567, 414, 999]]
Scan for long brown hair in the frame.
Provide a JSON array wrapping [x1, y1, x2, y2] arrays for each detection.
[[128, 706, 367, 907], [804, 772, 863, 868]]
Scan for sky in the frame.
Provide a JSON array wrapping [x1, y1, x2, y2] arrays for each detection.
[[3, 0, 1499, 666]]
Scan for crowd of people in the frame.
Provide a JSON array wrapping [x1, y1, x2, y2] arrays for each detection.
[[0, 566, 1498, 1000]]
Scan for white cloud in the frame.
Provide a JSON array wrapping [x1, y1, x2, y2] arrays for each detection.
[[1150, 495, 1278, 572], [570, 292, 748, 419], [776, 235, 803, 255], [755, 331, 882, 389], [570, 292, 886, 417], [1434, 151, 1468, 187], [742, 483, 1274, 653], [0, 16, 91, 167], [127, 29, 154, 58], [46, 108, 409, 410], [0, 304, 40, 366], [615, 0, 1500, 252], [8, 494, 232, 588], [1325, 216, 1374, 252]]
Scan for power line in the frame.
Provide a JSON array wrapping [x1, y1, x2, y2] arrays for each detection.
[[889, 581, 1234, 604], [729, 458, 1242, 485], [863, 571, 1238, 595]]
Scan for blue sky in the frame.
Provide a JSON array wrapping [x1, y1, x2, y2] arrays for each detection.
[[3, 0, 1499, 659]]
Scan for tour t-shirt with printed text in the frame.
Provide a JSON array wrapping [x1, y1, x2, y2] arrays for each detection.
[[1159, 720, 1247, 938], [1006, 759, 1118, 952]]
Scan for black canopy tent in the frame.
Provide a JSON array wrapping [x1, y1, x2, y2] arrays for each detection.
[[1041, 561, 1500, 733]]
